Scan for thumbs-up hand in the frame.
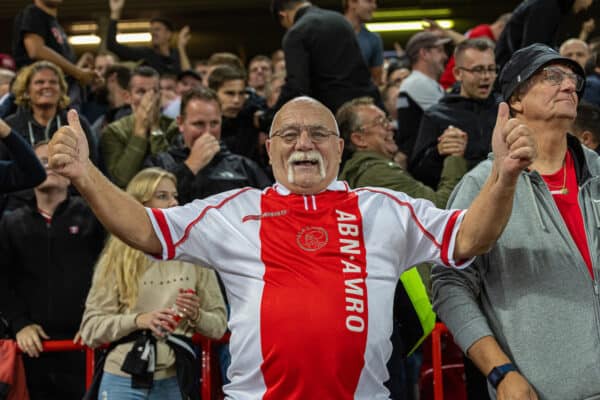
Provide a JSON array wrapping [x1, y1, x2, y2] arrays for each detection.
[[492, 102, 536, 183], [48, 109, 90, 182]]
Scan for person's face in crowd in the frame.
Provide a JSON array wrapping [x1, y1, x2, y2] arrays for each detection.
[[573, 0, 594, 13], [144, 178, 178, 209], [388, 68, 410, 86], [94, 55, 115, 80], [278, 10, 296, 30], [216, 79, 247, 118], [150, 21, 172, 47], [106, 72, 130, 108], [35, 143, 70, 191], [354, 104, 397, 159], [424, 45, 448, 78], [178, 98, 222, 148], [266, 99, 344, 194], [195, 64, 209, 80], [129, 75, 159, 110], [176, 75, 202, 96], [28, 68, 61, 109], [248, 60, 272, 90], [160, 76, 178, 107], [560, 40, 590, 69], [454, 48, 497, 100], [349, 0, 377, 23], [267, 76, 285, 108], [273, 60, 286, 76], [383, 84, 400, 119], [511, 63, 580, 122]]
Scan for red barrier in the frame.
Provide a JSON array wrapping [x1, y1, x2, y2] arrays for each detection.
[[16, 333, 231, 399], [431, 322, 448, 400]]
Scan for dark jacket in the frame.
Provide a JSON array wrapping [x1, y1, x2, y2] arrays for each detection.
[[495, 0, 576, 69], [409, 93, 499, 188], [583, 73, 600, 107], [144, 139, 272, 203], [264, 5, 380, 128], [340, 150, 467, 208], [0, 130, 46, 194], [0, 196, 104, 338], [2, 106, 99, 166], [221, 92, 266, 168]]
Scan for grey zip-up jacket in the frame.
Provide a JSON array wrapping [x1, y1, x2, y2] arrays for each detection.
[[432, 135, 600, 400]]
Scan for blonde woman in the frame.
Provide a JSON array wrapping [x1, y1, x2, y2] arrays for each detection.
[[4, 60, 98, 164], [80, 168, 227, 400]]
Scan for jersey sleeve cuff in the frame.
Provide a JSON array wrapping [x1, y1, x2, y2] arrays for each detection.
[[440, 210, 474, 269], [146, 207, 176, 260]]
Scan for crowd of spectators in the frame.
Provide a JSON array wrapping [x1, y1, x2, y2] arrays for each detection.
[[0, 0, 599, 399]]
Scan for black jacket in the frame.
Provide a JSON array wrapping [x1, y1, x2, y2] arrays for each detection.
[[222, 91, 266, 167], [2, 106, 99, 166], [0, 196, 104, 338], [409, 93, 499, 188], [0, 131, 46, 193], [495, 0, 575, 69], [144, 139, 272, 204], [264, 5, 380, 126]]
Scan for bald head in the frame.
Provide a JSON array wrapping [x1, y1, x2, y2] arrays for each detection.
[[270, 96, 340, 137], [560, 38, 590, 69], [267, 96, 344, 194]]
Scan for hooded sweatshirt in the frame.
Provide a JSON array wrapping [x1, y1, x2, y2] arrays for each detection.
[[432, 136, 600, 400]]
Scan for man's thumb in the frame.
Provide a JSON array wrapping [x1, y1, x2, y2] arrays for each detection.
[[495, 102, 509, 130], [67, 109, 83, 134]]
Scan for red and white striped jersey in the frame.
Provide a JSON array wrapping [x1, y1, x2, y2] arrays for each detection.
[[147, 181, 470, 399]]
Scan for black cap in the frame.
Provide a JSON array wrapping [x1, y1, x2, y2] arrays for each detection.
[[177, 69, 202, 82], [498, 43, 585, 101]]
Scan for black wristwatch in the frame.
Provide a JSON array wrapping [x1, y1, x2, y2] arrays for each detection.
[[487, 363, 517, 388]]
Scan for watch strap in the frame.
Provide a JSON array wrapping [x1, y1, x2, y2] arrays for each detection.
[[487, 363, 517, 388]]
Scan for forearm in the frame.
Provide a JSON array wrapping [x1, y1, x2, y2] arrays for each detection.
[[444, 29, 466, 44], [1, 131, 46, 189], [73, 161, 161, 254], [454, 164, 517, 259], [31, 45, 81, 80], [467, 336, 512, 376], [178, 46, 191, 71]]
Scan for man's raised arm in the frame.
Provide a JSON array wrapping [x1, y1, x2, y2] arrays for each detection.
[[453, 102, 536, 260], [48, 110, 162, 254]]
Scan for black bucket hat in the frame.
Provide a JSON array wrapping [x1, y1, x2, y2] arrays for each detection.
[[498, 43, 585, 101]]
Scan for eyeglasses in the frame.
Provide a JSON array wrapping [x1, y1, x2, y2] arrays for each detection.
[[360, 115, 394, 131], [270, 125, 338, 144], [458, 65, 499, 76], [540, 66, 584, 91]]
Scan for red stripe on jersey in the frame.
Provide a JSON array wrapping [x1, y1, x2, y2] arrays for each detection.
[[440, 210, 462, 266], [151, 208, 175, 259], [174, 187, 253, 248], [259, 190, 368, 399], [355, 188, 441, 248]]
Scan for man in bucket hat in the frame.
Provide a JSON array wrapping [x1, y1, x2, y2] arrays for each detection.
[[432, 43, 600, 400]]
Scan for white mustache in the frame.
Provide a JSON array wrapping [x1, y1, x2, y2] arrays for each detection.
[[287, 150, 326, 183], [287, 150, 323, 165]]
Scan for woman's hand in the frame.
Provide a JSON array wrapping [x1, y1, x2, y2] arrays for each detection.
[[175, 289, 201, 323], [135, 308, 178, 337]]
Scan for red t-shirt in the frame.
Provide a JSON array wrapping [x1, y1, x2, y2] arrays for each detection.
[[439, 24, 495, 89], [541, 151, 593, 278]]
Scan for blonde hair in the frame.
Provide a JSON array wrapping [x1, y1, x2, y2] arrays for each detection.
[[94, 168, 176, 310], [12, 61, 70, 110]]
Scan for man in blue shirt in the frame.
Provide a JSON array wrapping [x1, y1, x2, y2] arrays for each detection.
[[343, 0, 384, 85]]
